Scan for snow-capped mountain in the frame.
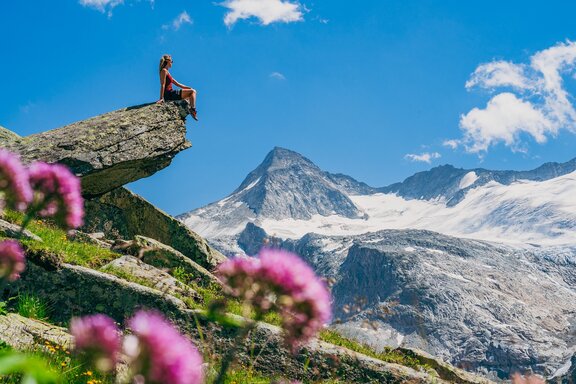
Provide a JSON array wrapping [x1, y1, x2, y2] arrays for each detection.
[[380, 158, 576, 207], [178, 147, 372, 238], [179, 147, 576, 247], [178, 147, 576, 378]]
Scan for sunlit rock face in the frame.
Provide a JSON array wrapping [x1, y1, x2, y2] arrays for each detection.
[[2, 101, 191, 196]]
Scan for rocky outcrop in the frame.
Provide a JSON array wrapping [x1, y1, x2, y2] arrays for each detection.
[[0, 218, 42, 242], [102, 255, 200, 300], [2, 102, 191, 196], [83, 187, 226, 269], [67, 230, 113, 249], [134, 235, 221, 286], [0, 126, 20, 144], [6, 261, 188, 322], [0, 313, 72, 351]]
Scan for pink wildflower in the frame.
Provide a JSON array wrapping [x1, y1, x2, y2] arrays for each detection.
[[126, 310, 204, 384], [0, 239, 25, 281], [0, 149, 32, 211], [70, 314, 121, 372], [28, 162, 84, 229], [218, 249, 332, 349], [216, 256, 263, 303]]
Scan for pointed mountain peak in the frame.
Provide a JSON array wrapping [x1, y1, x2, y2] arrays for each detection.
[[260, 146, 318, 172], [235, 147, 320, 192], [206, 147, 368, 221]]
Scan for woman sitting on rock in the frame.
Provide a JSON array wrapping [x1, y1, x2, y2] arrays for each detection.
[[156, 54, 198, 121]]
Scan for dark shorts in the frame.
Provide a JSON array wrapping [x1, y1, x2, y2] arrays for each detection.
[[164, 89, 182, 101]]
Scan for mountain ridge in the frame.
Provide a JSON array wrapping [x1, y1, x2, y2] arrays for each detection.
[[180, 146, 576, 218], [380, 158, 576, 206], [178, 146, 576, 378], [179, 147, 576, 246]]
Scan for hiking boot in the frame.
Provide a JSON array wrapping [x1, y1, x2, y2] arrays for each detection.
[[189, 107, 198, 121]]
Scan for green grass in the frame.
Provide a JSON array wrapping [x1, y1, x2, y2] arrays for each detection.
[[170, 268, 283, 326], [99, 265, 156, 289], [169, 265, 189, 283], [17, 293, 49, 321], [0, 340, 112, 384], [216, 366, 273, 384], [208, 363, 342, 384], [318, 329, 432, 372], [1, 210, 118, 269]]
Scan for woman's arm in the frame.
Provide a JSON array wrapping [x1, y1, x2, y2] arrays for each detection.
[[157, 69, 167, 103], [172, 78, 191, 89]]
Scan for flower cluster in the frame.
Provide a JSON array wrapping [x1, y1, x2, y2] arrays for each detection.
[[71, 311, 204, 384], [29, 162, 84, 229], [218, 248, 332, 349], [0, 239, 25, 281], [0, 152, 84, 285], [0, 150, 83, 230], [126, 310, 204, 384], [70, 314, 121, 373], [0, 149, 32, 211]]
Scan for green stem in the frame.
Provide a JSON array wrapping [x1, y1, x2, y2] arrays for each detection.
[[213, 314, 262, 384], [16, 193, 56, 239], [16, 213, 33, 239]]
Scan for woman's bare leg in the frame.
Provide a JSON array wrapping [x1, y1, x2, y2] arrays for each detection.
[[181, 88, 196, 109]]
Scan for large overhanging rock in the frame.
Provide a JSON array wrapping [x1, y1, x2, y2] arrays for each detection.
[[2, 102, 191, 196]]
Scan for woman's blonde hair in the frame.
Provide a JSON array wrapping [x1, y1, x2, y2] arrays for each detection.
[[159, 54, 171, 73]]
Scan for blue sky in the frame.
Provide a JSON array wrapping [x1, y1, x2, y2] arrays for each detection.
[[2, 1, 576, 215]]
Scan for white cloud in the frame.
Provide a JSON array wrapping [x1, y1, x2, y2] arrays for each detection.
[[167, 11, 192, 30], [221, 0, 303, 27], [465, 61, 532, 90], [269, 72, 286, 80], [460, 93, 553, 153], [442, 139, 460, 149], [460, 40, 576, 153], [79, 0, 153, 16], [79, 0, 124, 14], [404, 152, 441, 164]]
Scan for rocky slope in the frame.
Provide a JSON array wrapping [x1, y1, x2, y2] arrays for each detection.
[[222, 225, 576, 379], [1, 215, 491, 383], [83, 187, 226, 269], [0, 125, 20, 142]]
